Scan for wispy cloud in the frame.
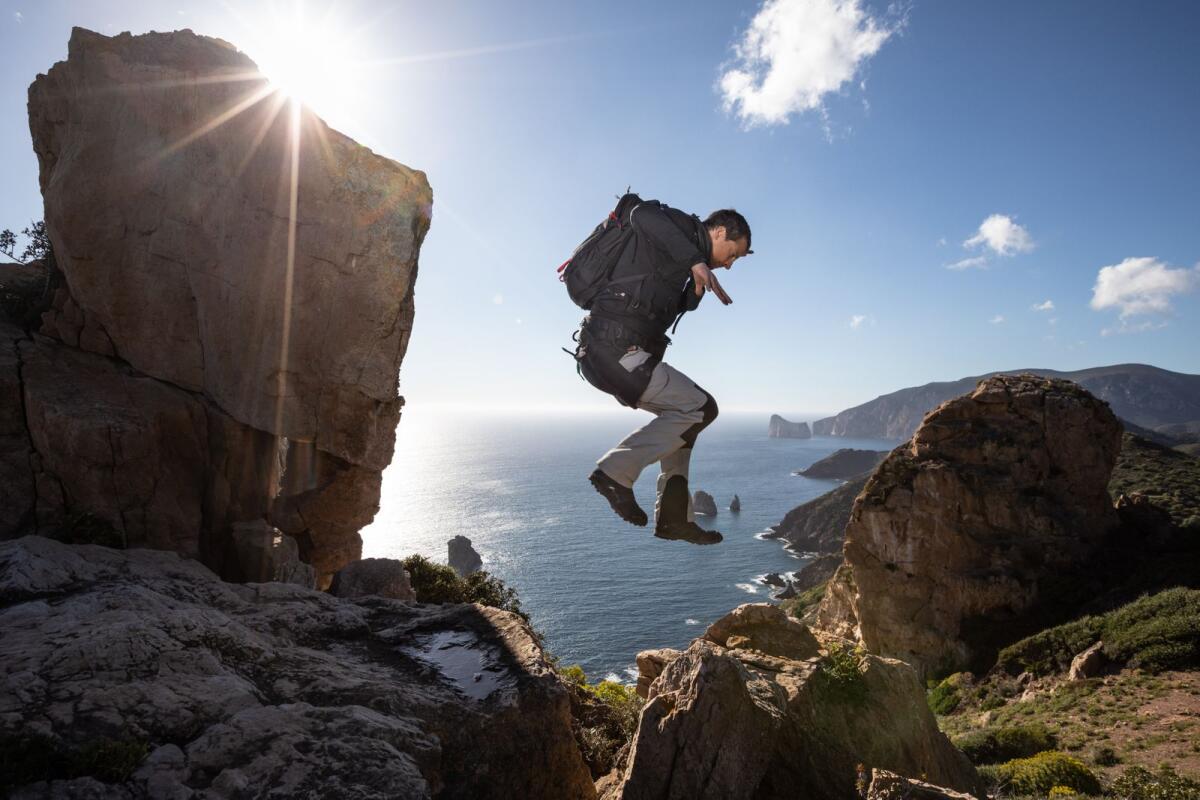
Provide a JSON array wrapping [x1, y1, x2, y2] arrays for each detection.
[[849, 314, 867, 329], [1090, 257, 1198, 319], [946, 255, 988, 271], [1032, 300, 1054, 312], [13, 11, 23, 23], [719, 0, 904, 129], [989, 315, 1005, 324], [964, 214, 1034, 256]]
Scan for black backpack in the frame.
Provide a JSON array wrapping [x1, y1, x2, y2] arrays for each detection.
[[557, 192, 646, 309]]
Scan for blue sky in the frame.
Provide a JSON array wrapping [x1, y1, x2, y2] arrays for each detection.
[[1, 0, 1198, 415]]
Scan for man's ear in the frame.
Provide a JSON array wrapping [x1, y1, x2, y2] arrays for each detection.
[[712, 225, 727, 243]]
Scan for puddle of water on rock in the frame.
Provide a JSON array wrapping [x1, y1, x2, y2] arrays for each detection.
[[402, 630, 512, 701]]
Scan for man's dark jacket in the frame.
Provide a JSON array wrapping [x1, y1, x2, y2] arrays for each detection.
[[576, 201, 712, 407]]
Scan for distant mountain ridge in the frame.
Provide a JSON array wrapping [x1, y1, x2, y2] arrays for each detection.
[[812, 364, 1200, 441]]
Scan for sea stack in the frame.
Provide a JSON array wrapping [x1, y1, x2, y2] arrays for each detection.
[[768, 414, 811, 439], [730, 494, 741, 512], [448, 534, 483, 576], [692, 490, 718, 516]]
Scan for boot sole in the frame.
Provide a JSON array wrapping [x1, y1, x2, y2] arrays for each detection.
[[589, 472, 648, 527], [654, 529, 723, 545]]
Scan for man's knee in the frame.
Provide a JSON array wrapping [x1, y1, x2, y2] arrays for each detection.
[[680, 391, 718, 448]]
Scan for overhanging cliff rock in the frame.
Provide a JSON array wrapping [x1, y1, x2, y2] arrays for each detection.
[[10, 27, 432, 581], [814, 374, 1123, 677], [0, 536, 594, 799]]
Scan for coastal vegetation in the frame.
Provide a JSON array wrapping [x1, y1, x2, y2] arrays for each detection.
[[400, 554, 527, 621], [557, 664, 644, 777], [1109, 433, 1200, 529]]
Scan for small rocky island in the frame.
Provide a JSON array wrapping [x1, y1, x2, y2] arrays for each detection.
[[768, 413, 811, 439], [692, 490, 718, 516]]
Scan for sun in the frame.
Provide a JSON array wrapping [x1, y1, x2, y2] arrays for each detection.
[[236, 2, 366, 124]]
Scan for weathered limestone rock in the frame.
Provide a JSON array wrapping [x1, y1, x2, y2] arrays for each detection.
[[606, 605, 982, 800], [1068, 640, 1107, 681], [865, 768, 978, 799], [815, 375, 1123, 677], [447, 535, 483, 577], [330, 557, 416, 601], [230, 520, 315, 588], [634, 648, 682, 700], [768, 413, 811, 439], [0, 537, 594, 799], [19, 28, 432, 579], [692, 490, 718, 517], [703, 603, 821, 660]]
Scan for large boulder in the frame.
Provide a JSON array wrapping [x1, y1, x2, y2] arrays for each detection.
[[16, 27, 432, 581], [0, 537, 594, 799], [330, 557, 416, 601], [610, 604, 982, 799], [814, 375, 1123, 677]]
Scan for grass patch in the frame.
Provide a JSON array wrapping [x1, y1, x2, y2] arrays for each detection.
[[996, 587, 1200, 676], [780, 581, 827, 619], [558, 664, 644, 778]]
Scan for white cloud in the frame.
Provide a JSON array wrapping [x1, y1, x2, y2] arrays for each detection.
[[14, 11, 23, 23], [1090, 257, 1198, 319], [719, 0, 902, 128], [989, 315, 1005, 324], [1032, 300, 1054, 312], [849, 314, 866, 329], [936, 237, 947, 247], [964, 214, 1034, 256], [492, 293, 504, 305], [946, 255, 988, 271]]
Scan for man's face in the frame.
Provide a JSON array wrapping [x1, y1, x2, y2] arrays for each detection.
[[708, 226, 750, 269]]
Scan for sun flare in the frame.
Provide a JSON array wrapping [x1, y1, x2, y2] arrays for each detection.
[[236, 2, 367, 124]]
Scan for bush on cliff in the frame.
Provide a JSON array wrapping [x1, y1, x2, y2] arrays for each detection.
[[951, 723, 1057, 765], [558, 664, 644, 778], [1110, 765, 1200, 800], [977, 751, 1100, 796], [400, 554, 527, 622], [816, 641, 868, 704], [996, 587, 1200, 676]]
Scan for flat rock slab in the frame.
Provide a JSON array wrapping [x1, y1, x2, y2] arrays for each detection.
[[0, 537, 594, 799]]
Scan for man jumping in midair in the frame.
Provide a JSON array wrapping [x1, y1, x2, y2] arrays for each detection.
[[572, 200, 751, 545]]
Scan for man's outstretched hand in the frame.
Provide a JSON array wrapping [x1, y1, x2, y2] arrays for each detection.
[[691, 263, 733, 305]]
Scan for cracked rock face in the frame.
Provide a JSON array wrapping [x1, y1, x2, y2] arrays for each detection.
[[12, 27, 432, 579], [814, 374, 1123, 677], [0, 537, 595, 799], [609, 604, 981, 800]]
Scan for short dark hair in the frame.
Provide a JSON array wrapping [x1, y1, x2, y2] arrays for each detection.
[[703, 209, 752, 252]]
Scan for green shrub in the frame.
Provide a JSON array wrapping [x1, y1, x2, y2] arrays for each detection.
[[400, 555, 528, 621], [1093, 745, 1119, 766], [1048, 786, 1080, 798], [952, 723, 1056, 765], [817, 641, 867, 705], [997, 588, 1200, 676], [781, 581, 827, 619], [927, 673, 966, 715], [557, 664, 644, 777], [1109, 765, 1200, 800], [984, 751, 1101, 796]]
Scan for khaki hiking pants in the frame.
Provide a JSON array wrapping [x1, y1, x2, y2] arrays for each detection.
[[596, 355, 717, 525]]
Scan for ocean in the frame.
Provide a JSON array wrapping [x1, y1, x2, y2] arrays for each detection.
[[360, 408, 896, 683]]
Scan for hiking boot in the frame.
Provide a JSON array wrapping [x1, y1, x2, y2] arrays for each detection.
[[655, 521, 723, 545], [589, 468, 648, 526]]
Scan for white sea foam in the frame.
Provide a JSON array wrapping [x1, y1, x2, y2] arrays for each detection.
[[685, 618, 700, 625], [604, 671, 622, 683], [735, 583, 759, 594], [624, 666, 639, 681]]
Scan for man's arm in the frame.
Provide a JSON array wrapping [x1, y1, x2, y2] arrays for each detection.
[[630, 203, 705, 278]]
